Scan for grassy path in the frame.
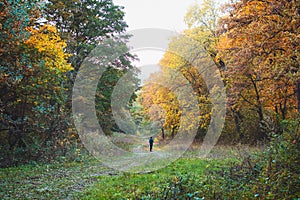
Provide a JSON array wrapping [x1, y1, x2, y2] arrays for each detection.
[[0, 145, 257, 199], [0, 159, 118, 199]]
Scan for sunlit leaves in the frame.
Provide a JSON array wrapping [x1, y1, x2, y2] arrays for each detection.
[[218, 0, 300, 120], [24, 24, 73, 73]]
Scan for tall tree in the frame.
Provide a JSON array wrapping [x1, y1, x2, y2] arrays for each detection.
[[46, 0, 138, 135], [217, 0, 300, 139], [45, 0, 128, 70], [184, 0, 223, 68]]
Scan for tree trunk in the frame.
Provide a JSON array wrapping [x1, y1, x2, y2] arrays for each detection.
[[171, 126, 176, 138], [296, 81, 300, 115], [161, 127, 165, 140], [233, 111, 243, 141], [250, 76, 268, 140]]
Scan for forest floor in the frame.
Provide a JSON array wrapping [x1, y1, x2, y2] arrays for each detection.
[[0, 143, 262, 199]]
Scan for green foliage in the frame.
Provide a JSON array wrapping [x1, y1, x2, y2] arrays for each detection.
[[252, 118, 300, 198], [45, 0, 128, 69], [96, 66, 133, 135], [0, 0, 43, 166], [196, 119, 300, 199]]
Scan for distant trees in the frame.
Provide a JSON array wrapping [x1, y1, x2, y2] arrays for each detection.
[[140, 0, 220, 141], [142, 72, 181, 139]]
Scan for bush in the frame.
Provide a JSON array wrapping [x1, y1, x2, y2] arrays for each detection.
[[251, 118, 300, 198], [200, 118, 300, 199]]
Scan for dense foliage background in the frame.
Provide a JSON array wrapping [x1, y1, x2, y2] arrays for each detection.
[[0, 0, 299, 198]]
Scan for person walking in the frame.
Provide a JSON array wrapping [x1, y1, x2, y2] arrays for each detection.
[[149, 136, 154, 152]]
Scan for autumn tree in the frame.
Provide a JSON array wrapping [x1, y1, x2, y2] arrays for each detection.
[[141, 72, 181, 139], [1, 0, 137, 166], [0, 0, 40, 165], [0, 1, 73, 166], [217, 0, 300, 140], [184, 0, 224, 69], [140, 0, 223, 141], [22, 24, 74, 158]]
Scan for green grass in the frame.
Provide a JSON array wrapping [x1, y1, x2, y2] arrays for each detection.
[[0, 145, 256, 199], [79, 158, 237, 200], [0, 159, 117, 199]]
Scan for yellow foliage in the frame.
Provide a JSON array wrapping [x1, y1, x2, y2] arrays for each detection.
[[24, 24, 73, 72], [218, 0, 300, 118]]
